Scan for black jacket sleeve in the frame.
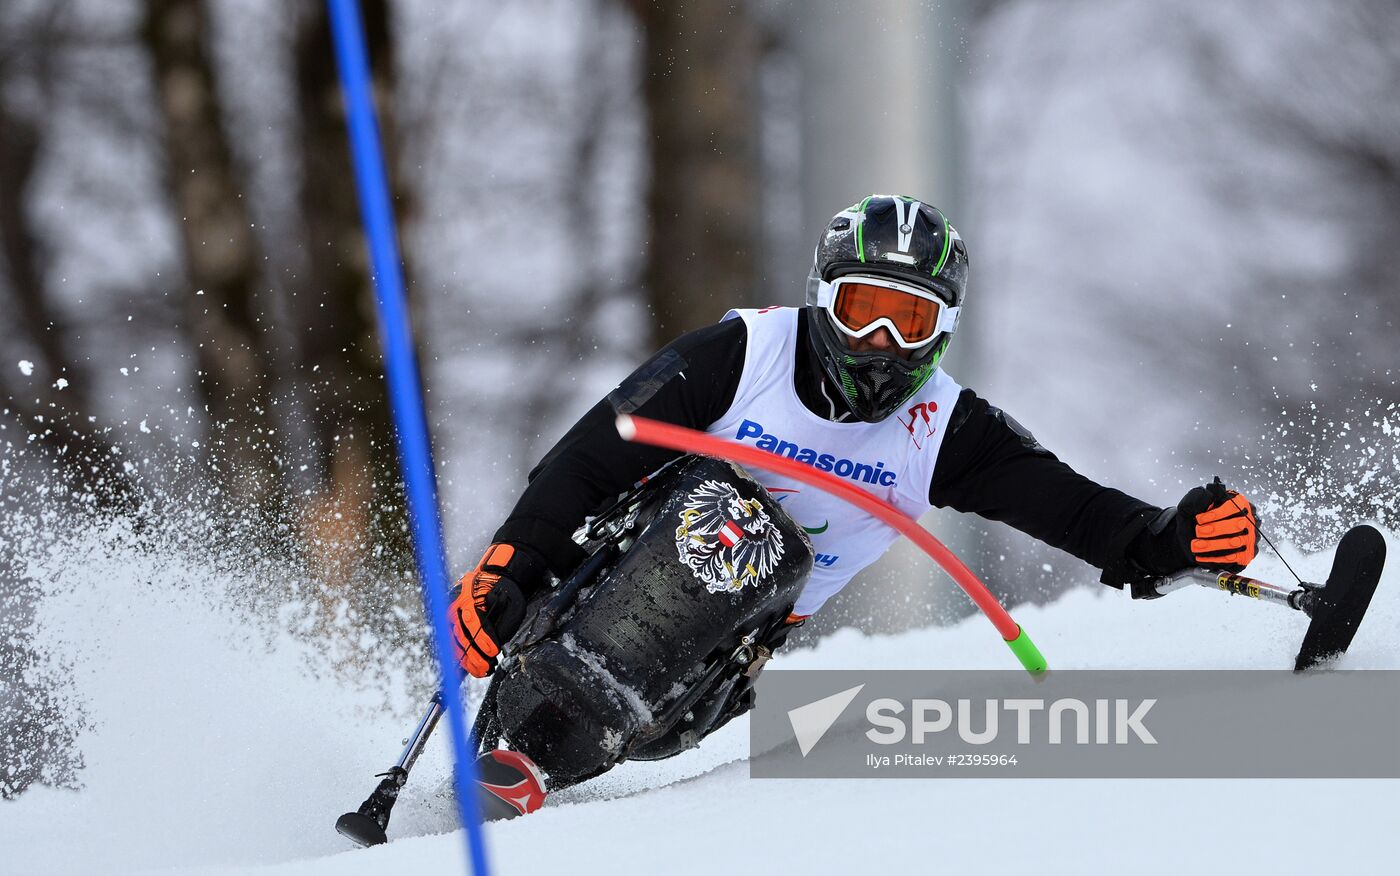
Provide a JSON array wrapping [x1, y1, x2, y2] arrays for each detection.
[[491, 317, 748, 580], [929, 388, 1172, 586]]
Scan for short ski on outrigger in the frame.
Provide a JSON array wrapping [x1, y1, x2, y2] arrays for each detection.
[[1134, 523, 1386, 670], [334, 694, 443, 848]]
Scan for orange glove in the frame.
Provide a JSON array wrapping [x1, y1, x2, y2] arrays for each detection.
[[1178, 480, 1258, 570], [450, 543, 532, 678]]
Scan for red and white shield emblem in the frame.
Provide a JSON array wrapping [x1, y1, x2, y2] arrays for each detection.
[[717, 520, 744, 548]]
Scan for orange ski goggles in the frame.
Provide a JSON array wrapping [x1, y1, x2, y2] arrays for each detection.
[[815, 275, 960, 350]]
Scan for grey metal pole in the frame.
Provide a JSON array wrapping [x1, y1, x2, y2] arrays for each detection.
[[1140, 568, 1316, 614], [395, 694, 446, 771]]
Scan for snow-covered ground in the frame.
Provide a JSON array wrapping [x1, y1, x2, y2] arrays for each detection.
[[4, 526, 1398, 875]]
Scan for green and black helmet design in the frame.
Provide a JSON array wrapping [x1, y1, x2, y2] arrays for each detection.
[[804, 195, 970, 423]]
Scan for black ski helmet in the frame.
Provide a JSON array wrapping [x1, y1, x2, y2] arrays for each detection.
[[804, 195, 969, 423]]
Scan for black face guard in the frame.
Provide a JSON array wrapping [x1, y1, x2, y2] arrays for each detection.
[[807, 306, 946, 423]]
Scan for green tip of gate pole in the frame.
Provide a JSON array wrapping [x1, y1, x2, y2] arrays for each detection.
[[1005, 626, 1047, 677]]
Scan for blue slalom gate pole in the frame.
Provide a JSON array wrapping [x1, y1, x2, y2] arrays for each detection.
[[326, 1, 491, 873]]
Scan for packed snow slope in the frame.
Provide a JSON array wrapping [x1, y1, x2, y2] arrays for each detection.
[[5, 528, 1399, 875]]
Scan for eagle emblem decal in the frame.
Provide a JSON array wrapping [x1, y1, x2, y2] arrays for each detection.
[[675, 479, 785, 593]]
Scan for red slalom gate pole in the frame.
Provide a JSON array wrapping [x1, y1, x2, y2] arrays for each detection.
[[616, 414, 1047, 675]]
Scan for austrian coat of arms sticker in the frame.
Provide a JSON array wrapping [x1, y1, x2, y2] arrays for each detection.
[[674, 479, 785, 593]]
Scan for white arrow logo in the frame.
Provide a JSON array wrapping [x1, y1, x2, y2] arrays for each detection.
[[787, 684, 865, 757]]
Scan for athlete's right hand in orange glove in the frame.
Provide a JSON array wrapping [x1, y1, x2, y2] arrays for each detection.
[[450, 543, 536, 677]]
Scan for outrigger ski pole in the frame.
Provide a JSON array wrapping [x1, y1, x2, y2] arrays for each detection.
[[1134, 523, 1387, 671], [335, 539, 618, 846], [336, 693, 446, 847]]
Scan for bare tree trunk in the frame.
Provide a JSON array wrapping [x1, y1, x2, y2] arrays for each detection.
[[513, 0, 615, 464], [630, 0, 765, 348], [141, 0, 277, 506], [0, 105, 65, 389], [292, 0, 409, 578]]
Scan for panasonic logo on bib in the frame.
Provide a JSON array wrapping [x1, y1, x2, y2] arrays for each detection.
[[735, 419, 898, 487]]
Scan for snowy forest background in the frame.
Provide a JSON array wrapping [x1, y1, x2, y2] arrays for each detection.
[[2, 0, 1397, 799]]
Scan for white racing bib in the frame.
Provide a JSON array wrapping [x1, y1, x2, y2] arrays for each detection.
[[705, 307, 962, 615]]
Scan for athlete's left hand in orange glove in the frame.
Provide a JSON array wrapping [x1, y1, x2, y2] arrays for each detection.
[[1170, 479, 1258, 571], [1125, 478, 1259, 598], [450, 543, 540, 677]]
